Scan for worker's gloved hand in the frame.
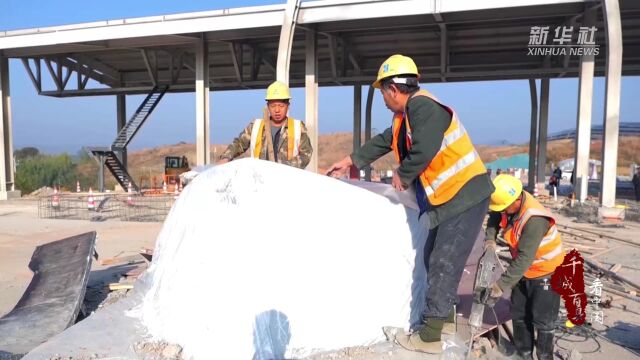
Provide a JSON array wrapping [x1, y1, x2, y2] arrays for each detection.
[[484, 240, 497, 252], [479, 283, 503, 307]]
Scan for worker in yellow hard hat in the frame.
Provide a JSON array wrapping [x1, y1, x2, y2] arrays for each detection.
[[218, 81, 313, 169], [327, 54, 494, 354], [483, 174, 564, 360]]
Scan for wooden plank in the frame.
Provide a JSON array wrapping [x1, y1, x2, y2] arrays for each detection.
[[588, 244, 622, 259], [124, 266, 146, 278], [107, 283, 134, 291], [558, 223, 640, 248], [100, 254, 144, 266], [609, 264, 622, 273]]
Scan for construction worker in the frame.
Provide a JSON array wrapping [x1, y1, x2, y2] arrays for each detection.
[[218, 81, 313, 169], [483, 174, 564, 360], [326, 54, 494, 353]]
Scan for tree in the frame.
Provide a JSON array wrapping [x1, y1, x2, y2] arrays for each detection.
[[15, 154, 76, 194], [14, 147, 40, 160]]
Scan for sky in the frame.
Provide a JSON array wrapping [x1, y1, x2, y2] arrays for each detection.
[[2, 0, 639, 154]]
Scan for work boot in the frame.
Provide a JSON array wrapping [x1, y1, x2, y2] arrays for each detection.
[[513, 320, 534, 358], [395, 330, 443, 354], [515, 351, 534, 360], [442, 306, 457, 335], [535, 330, 555, 360]]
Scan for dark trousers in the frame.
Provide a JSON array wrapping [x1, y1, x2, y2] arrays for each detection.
[[422, 197, 490, 319], [511, 276, 561, 359]]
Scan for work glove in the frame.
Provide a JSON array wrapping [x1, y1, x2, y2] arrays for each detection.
[[479, 283, 503, 307], [484, 240, 497, 252]]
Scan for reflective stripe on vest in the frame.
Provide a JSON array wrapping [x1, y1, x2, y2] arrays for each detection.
[[250, 118, 301, 160], [391, 90, 487, 205], [500, 192, 565, 278]]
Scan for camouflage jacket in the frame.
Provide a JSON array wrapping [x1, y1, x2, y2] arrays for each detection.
[[221, 118, 313, 169]]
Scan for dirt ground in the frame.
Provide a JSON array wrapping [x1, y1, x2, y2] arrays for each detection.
[[0, 198, 639, 359]]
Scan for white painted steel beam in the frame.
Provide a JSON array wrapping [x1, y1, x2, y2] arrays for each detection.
[[573, 7, 596, 203], [0, 56, 16, 199], [0, 0, 588, 52], [0, 5, 285, 50], [195, 36, 210, 166], [600, 0, 623, 208], [276, 0, 301, 85]]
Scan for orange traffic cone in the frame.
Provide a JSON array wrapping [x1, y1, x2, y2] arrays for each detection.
[[52, 186, 60, 208], [76, 180, 81, 193], [173, 181, 180, 200], [162, 181, 167, 193], [127, 182, 134, 206], [88, 188, 95, 211]]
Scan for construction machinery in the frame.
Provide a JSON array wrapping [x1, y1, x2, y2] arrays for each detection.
[[163, 156, 190, 192], [467, 247, 500, 358]]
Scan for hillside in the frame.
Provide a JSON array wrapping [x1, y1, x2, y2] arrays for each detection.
[[117, 134, 640, 188]]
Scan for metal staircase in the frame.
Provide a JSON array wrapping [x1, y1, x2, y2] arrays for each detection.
[[90, 85, 169, 192], [112, 85, 168, 150]]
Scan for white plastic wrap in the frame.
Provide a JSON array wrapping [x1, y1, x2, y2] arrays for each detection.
[[137, 159, 429, 359]]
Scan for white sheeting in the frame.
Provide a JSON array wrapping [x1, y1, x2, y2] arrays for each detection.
[[137, 159, 429, 359]]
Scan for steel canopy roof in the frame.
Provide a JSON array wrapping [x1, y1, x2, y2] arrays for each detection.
[[1, 0, 639, 96]]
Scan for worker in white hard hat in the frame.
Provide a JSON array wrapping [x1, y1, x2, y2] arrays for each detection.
[[483, 174, 564, 360], [218, 81, 313, 169], [327, 54, 494, 354]]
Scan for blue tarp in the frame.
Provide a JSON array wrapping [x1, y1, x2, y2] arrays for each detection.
[[485, 154, 529, 170]]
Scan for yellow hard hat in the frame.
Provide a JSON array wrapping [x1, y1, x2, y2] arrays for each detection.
[[490, 174, 523, 212], [265, 81, 291, 101], [372, 54, 420, 89]]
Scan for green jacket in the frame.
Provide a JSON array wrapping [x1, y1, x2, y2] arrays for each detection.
[[485, 201, 552, 289], [221, 118, 313, 169], [351, 93, 493, 229]]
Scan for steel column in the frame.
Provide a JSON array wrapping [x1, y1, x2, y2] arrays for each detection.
[[536, 77, 550, 189], [528, 79, 538, 191], [305, 30, 318, 172], [116, 94, 127, 170], [364, 85, 375, 181], [353, 85, 362, 153], [0, 56, 17, 200], [195, 36, 211, 166], [276, 0, 300, 84], [600, 0, 623, 208], [574, 7, 596, 203]]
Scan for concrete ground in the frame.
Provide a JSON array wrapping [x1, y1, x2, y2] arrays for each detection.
[[0, 199, 162, 317], [1, 198, 639, 359]]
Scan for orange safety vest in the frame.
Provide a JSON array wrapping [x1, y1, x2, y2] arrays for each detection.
[[391, 90, 487, 206], [500, 191, 565, 279], [249, 117, 302, 160]]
